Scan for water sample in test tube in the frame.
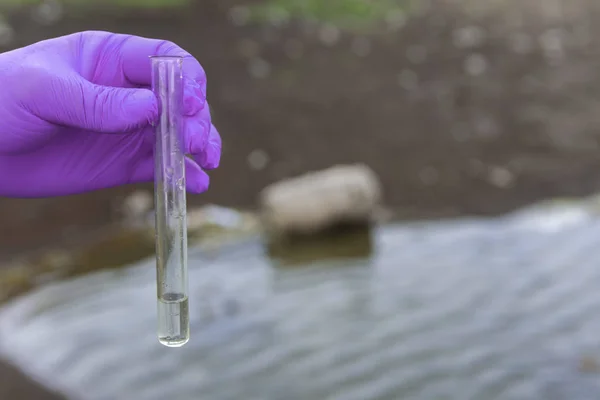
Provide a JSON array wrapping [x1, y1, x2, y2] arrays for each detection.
[[151, 55, 189, 347]]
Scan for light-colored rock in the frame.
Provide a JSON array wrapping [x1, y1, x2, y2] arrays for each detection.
[[122, 190, 153, 222], [259, 164, 382, 235], [31, 0, 63, 25], [0, 19, 14, 48], [187, 205, 261, 248]]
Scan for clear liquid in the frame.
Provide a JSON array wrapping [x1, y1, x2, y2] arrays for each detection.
[[157, 293, 189, 347]]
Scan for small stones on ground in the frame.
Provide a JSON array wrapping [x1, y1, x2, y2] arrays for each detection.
[[509, 32, 534, 54], [488, 166, 515, 188], [228, 6, 250, 27], [0, 20, 14, 48], [122, 190, 153, 222], [238, 39, 260, 58], [247, 149, 270, 171], [406, 45, 428, 64], [318, 24, 341, 46], [187, 205, 261, 250], [31, 0, 63, 25], [188, 205, 260, 234], [419, 166, 440, 186], [351, 37, 371, 57], [451, 122, 471, 142], [385, 9, 407, 31], [473, 114, 500, 139], [397, 69, 419, 91], [248, 58, 271, 79], [539, 28, 565, 63], [452, 25, 486, 49], [468, 158, 487, 176], [188, 205, 243, 231], [284, 39, 303, 59], [464, 53, 488, 76]]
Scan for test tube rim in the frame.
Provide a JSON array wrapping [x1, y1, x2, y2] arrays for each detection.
[[149, 55, 185, 60]]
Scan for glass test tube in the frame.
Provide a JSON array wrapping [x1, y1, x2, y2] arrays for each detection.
[[151, 56, 189, 347]]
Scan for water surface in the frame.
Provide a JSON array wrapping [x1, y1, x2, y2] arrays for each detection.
[[1, 203, 600, 399]]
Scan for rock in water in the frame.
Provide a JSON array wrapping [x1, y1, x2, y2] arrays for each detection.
[[259, 164, 382, 235]]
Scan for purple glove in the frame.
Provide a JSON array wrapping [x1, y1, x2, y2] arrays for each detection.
[[0, 30, 221, 197]]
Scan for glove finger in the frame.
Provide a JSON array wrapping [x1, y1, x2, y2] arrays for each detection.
[[183, 77, 205, 116], [130, 155, 210, 194], [130, 81, 203, 117], [184, 104, 211, 155], [140, 100, 213, 165], [34, 73, 158, 133], [183, 158, 210, 194], [195, 124, 221, 170], [119, 35, 206, 89]]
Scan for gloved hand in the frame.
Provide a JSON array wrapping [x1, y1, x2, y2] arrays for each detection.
[[0, 30, 221, 197]]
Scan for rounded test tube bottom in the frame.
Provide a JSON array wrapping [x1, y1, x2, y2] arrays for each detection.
[[157, 292, 190, 347]]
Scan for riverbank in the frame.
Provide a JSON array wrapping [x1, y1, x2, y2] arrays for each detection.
[[2, 0, 600, 261], [0, 361, 65, 400], [3, 199, 600, 399]]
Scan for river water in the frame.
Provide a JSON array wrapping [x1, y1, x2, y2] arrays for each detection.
[[1, 202, 600, 399]]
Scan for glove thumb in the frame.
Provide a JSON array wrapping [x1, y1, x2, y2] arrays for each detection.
[[77, 80, 158, 133], [38, 75, 158, 133]]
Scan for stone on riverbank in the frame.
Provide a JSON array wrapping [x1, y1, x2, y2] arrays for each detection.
[[259, 164, 383, 236]]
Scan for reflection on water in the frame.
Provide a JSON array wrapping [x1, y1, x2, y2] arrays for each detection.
[[266, 224, 374, 266], [2, 204, 600, 399]]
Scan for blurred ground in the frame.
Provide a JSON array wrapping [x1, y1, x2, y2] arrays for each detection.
[[2, 0, 600, 259]]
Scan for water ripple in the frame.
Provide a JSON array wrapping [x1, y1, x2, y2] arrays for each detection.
[[1, 205, 600, 399]]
